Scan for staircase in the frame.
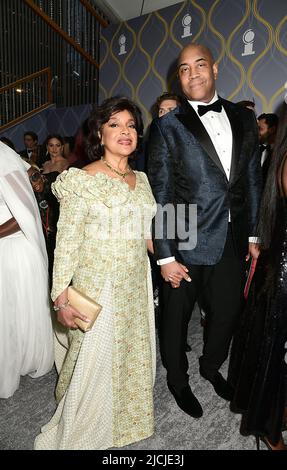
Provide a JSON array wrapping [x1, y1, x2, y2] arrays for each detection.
[[0, 0, 107, 130]]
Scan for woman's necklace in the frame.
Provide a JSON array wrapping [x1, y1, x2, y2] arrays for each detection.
[[101, 157, 132, 179]]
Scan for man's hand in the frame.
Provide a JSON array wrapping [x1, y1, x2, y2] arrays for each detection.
[[0, 217, 20, 238], [160, 261, 191, 288], [246, 242, 260, 261]]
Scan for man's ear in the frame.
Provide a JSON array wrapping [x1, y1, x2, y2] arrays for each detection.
[[213, 62, 218, 80]]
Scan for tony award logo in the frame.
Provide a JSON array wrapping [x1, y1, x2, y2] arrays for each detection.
[[241, 29, 255, 56], [118, 34, 127, 56], [181, 14, 192, 38]]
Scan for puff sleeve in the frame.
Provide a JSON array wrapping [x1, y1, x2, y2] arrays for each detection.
[[51, 169, 89, 300]]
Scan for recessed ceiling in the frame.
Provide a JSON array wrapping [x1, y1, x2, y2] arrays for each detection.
[[93, 0, 185, 22]]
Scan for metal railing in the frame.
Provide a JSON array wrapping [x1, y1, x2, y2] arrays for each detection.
[[0, 68, 52, 130], [0, 0, 104, 108]]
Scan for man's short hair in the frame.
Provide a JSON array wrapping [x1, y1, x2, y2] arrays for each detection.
[[24, 131, 38, 141], [257, 113, 279, 129], [236, 100, 255, 109], [155, 92, 182, 111]]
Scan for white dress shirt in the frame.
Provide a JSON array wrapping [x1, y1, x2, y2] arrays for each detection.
[[260, 144, 272, 167], [188, 92, 233, 180]]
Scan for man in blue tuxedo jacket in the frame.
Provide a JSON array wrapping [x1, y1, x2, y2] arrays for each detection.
[[148, 44, 262, 418]]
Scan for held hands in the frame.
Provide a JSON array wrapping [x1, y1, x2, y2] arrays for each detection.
[[246, 242, 260, 262], [160, 261, 191, 288]]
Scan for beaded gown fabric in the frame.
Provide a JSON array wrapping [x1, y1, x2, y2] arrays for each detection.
[[229, 157, 287, 445], [34, 168, 157, 449]]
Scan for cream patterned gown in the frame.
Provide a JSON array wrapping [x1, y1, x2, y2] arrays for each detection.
[[34, 168, 156, 450]]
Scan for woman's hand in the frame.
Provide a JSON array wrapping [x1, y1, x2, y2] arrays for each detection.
[[161, 261, 191, 288], [54, 290, 90, 329], [57, 304, 90, 329], [246, 242, 261, 261]]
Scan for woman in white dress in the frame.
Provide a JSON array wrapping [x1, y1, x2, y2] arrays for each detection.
[[0, 141, 54, 399]]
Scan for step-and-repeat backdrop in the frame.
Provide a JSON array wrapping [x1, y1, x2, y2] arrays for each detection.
[[99, 0, 287, 127]]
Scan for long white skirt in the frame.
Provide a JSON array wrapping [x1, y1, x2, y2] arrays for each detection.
[[0, 231, 54, 399]]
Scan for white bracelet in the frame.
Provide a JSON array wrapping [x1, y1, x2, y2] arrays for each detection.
[[53, 301, 69, 312]]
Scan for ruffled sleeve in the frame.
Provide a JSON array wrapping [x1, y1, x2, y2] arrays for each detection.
[[52, 167, 131, 207], [51, 168, 90, 300]]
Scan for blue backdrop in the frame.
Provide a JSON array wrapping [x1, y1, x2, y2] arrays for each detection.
[[99, 0, 287, 128]]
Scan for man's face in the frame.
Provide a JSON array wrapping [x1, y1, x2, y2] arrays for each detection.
[[178, 45, 218, 103], [158, 99, 178, 117], [29, 171, 45, 193], [257, 119, 274, 144], [24, 135, 37, 150]]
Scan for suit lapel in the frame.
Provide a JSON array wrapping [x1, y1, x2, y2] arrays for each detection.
[[221, 99, 244, 185], [176, 101, 226, 176]]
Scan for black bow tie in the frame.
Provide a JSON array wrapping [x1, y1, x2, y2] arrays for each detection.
[[197, 100, 222, 116], [259, 144, 270, 154]]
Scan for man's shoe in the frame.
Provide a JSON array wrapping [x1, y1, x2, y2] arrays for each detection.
[[185, 343, 192, 352], [167, 383, 203, 418], [200, 370, 234, 401]]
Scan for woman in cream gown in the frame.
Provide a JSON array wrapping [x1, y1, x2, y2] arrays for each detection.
[[0, 141, 54, 399], [35, 97, 156, 450]]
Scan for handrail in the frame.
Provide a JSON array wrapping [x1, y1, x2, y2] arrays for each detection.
[[0, 68, 52, 131], [23, 0, 100, 69], [0, 104, 53, 132], [0, 67, 51, 96], [79, 0, 108, 28]]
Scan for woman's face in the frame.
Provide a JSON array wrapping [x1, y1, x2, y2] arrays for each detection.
[[100, 110, 138, 159], [47, 138, 64, 158]]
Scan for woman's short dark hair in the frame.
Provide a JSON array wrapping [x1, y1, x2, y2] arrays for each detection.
[[87, 96, 144, 161]]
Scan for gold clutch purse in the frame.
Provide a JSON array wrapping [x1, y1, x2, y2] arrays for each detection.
[[68, 286, 102, 332]]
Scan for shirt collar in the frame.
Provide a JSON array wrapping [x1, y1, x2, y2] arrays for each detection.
[[188, 91, 219, 114]]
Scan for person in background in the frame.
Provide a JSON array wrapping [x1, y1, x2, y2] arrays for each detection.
[[155, 92, 183, 117], [19, 131, 41, 168], [66, 120, 90, 168], [257, 113, 279, 186], [35, 96, 156, 450], [0, 140, 54, 399], [29, 169, 59, 287], [236, 100, 256, 113], [229, 102, 287, 450], [63, 136, 75, 160], [41, 134, 69, 174]]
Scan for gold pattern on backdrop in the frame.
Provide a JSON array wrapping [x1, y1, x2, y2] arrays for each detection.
[[100, 0, 287, 127]]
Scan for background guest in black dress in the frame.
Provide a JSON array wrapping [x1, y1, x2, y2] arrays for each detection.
[[29, 170, 59, 287], [229, 102, 287, 450]]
